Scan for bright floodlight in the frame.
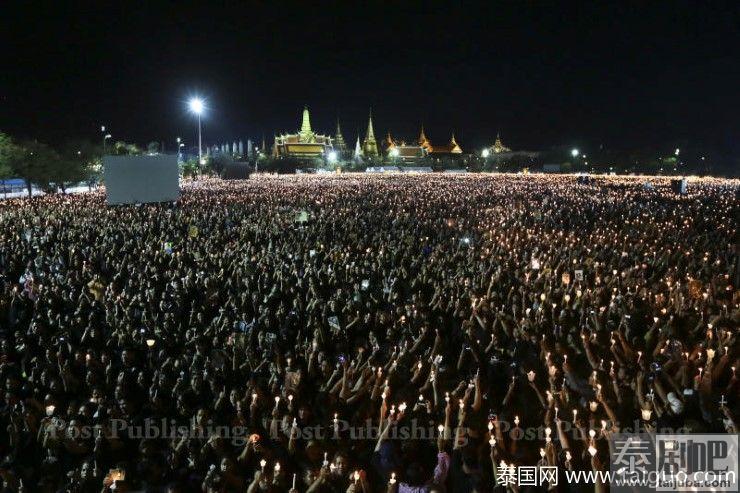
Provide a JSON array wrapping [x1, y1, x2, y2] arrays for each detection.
[[328, 151, 338, 163], [389, 148, 399, 157], [189, 98, 204, 115], [571, 148, 579, 157], [482, 148, 490, 158], [674, 148, 680, 156]]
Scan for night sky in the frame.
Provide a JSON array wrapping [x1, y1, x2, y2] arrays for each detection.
[[2, 1, 739, 159]]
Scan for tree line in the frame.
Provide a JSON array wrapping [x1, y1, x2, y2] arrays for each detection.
[[0, 132, 143, 198]]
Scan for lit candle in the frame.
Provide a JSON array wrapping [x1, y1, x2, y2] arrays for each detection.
[[389, 472, 396, 485], [572, 409, 578, 421], [252, 392, 258, 402], [274, 396, 280, 407], [487, 421, 494, 432], [292, 473, 297, 490], [354, 471, 360, 484], [589, 429, 596, 439], [527, 371, 536, 382], [288, 394, 293, 403], [588, 444, 598, 456], [260, 459, 267, 472], [489, 436, 497, 447], [514, 415, 520, 427], [323, 452, 328, 466], [274, 462, 281, 474], [540, 448, 546, 459], [445, 392, 450, 403]]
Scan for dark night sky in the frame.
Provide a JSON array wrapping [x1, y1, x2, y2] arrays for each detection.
[[2, 1, 740, 159]]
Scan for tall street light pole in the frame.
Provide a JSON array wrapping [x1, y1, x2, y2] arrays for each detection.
[[188, 98, 205, 164]]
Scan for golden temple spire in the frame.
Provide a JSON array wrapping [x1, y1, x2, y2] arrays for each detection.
[[419, 124, 430, 149], [362, 109, 378, 157], [299, 106, 315, 143]]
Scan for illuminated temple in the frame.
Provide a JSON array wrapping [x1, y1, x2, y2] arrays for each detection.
[[273, 107, 334, 158], [490, 133, 511, 153], [382, 126, 463, 161], [419, 126, 463, 155], [384, 133, 427, 161]]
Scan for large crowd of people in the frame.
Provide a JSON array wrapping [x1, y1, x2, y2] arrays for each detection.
[[0, 174, 737, 492]]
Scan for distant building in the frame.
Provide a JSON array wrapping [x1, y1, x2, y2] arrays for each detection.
[[491, 133, 511, 154], [353, 137, 362, 160], [334, 120, 350, 159], [273, 107, 334, 159], [483, 133, 540, 167], [361, 110, 379, 157], [419, 125, 463, 156], [384, 132, 427, 162]]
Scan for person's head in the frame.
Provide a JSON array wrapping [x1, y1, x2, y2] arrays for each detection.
[[332, 452, 348, 476], [404, 462, 425, 486]]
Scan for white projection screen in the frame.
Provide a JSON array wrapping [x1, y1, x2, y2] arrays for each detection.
[[103, 155, 180, 205]]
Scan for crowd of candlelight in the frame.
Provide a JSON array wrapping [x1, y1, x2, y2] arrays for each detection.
[[0, 173, 737, 492]]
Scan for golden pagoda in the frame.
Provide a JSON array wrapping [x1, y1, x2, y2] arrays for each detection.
[[361, 109, 379, 157]]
